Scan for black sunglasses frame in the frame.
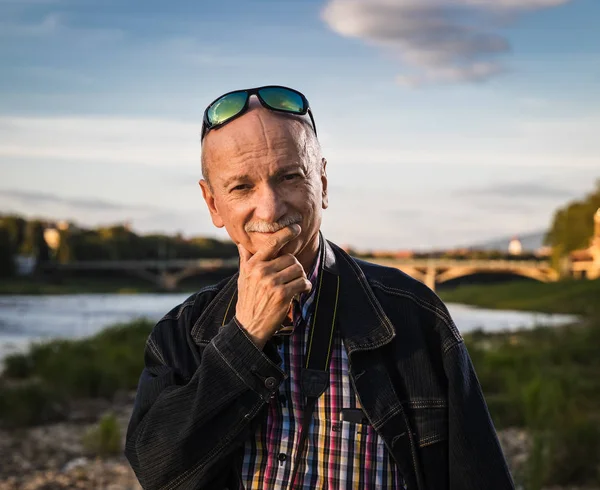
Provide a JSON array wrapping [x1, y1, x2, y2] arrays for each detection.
[[201, 85, 317, 140]]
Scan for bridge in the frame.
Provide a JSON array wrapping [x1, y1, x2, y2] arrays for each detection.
[[368, 258, 558, 291], [40, 257, 558, 291], [41, 258, 240, 290]]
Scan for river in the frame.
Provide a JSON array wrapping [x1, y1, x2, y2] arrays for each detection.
[[0, 293, 579, 362]]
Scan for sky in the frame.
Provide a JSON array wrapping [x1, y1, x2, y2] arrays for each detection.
[[1, 0, 599, 251]]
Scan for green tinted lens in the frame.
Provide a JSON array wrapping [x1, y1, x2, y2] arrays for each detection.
[[258, 87, 305, 113], [207, 91, 248, 125]]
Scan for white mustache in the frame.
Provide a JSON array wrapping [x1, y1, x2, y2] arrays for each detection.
[[245, 214, 302, 233]]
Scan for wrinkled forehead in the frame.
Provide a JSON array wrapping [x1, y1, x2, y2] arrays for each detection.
[[204, 96, 313, 147], [201, 98, 315, 175]]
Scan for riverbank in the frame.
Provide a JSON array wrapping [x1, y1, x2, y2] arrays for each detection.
[[0, 277, 164, 295], [0, 275, 228, 296], [439, 278, 600, 316], [6, 275, 599, 318]]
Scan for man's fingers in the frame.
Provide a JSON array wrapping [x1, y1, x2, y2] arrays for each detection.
[[273, 262, 307, 285], [262, 254, 300, 274], [252, 224, 301, 262], [284, 276, 312, 297], [237, 243, 253, 264]]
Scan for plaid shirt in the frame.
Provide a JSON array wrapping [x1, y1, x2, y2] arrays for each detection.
[[240, 248, 404, 489]]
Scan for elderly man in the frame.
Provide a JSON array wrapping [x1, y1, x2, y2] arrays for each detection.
[[125, 85, 515, 490]]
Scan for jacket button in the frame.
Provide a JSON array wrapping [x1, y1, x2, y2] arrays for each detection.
[[264, 377, 277, 390]]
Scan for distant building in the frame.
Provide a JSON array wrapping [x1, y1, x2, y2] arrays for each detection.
[[14, 255, 36, 276], [56, 220, 81, 233], [508, 237, 523, 256], [569, 208, 600, 279], [534, 245, 552, 258], [370, 249, 414, 259], [43, 227, 61, 251]]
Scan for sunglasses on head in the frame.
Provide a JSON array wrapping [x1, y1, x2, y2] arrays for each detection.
[[201, 85, 317, 141]]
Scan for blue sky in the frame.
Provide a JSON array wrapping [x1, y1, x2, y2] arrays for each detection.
[[1, 0, 599, 250]]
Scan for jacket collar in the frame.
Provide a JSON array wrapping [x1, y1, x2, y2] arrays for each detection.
[[191, 233, 395, 353]]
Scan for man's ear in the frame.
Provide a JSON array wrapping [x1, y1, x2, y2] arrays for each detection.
[[199, 179, 225, 228], [321, 157, 329, 210]]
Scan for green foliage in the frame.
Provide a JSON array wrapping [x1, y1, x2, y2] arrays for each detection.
[[82, 412, 122, 457], [545, 415, 600, 485], [0, 215, 27, 251], [56, 228, 72, 263], [1, 319, 153, 407], [20, 220, 50, 264], [465, 317, 600, 487], [439, 278, 600, 315], [0, 225, 16, 277], [3, 352, 34, 379], [0, 379, 66, 427], [1, 213, 238, 264], [545, 179, 600, 255]]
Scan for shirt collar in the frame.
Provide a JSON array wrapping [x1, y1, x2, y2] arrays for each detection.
[[294, 235, 322, 325]]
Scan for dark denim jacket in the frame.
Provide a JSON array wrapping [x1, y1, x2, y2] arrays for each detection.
[[125, 239, 515, 490]]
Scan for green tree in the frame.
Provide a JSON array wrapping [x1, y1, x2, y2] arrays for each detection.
[[56, 229, 72, 263], [20, 220, 50, 265], [545, 179, 600, 258], [0, 226, 16, 277], [0, 215, 26, 252]]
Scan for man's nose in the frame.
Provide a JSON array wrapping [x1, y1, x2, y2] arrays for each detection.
[[253, 185, 287, 223]]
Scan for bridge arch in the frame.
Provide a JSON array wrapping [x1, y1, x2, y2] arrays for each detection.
[[395, 267, 426, 283], [436, 267, 558, 285]]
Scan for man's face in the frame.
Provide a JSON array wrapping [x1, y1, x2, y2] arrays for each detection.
[[199, 103, 328, 259]]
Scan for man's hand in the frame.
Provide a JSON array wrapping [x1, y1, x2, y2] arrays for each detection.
[[235, 224, 312, 349]]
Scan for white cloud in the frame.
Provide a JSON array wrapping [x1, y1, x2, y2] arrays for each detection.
[[321, 114, 600, 169], [321, 0, 574, 86], [2, 113, 598, 172], [0, 116, 201, 167]]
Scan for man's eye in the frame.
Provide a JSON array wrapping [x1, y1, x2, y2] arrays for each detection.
[[231, 184, 250, 192], [283, 173, 300, 181]]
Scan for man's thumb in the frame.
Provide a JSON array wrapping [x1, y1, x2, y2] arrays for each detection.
[[237, 243, 252, 264]]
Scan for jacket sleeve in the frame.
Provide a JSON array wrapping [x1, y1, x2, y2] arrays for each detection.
[[124, 302, 286, 490], [443, 340, 515, 489]]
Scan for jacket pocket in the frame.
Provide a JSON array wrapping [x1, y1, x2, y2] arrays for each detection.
[[406, 402, 449, 490], [405, 401, 448, 448]]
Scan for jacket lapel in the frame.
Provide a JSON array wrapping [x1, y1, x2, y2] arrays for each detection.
[[324, 239, 396, 353]]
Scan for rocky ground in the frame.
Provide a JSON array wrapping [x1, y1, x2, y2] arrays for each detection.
[[0, 392, 141, 490], [0, 394, 594, 489]]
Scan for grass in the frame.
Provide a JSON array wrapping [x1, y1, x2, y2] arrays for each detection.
[[464, 316, 600, 487], [82, 412, 122, 457], [0, 319, 154, 427], [439, 278, 600, 315], [439, 278, 600, 486]]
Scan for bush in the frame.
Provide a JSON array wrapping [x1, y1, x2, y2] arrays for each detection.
[[0, 379, 67, 427], [465, 316, 600, 487], [545, 416, 600, 486], [82, 412, 122, 457], [3, 352, 35, 379], [0, 319, 153, 426]]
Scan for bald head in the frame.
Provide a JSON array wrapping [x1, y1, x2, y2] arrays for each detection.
[[198, 94, 328, 271], [201, 96, 321, 185]]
